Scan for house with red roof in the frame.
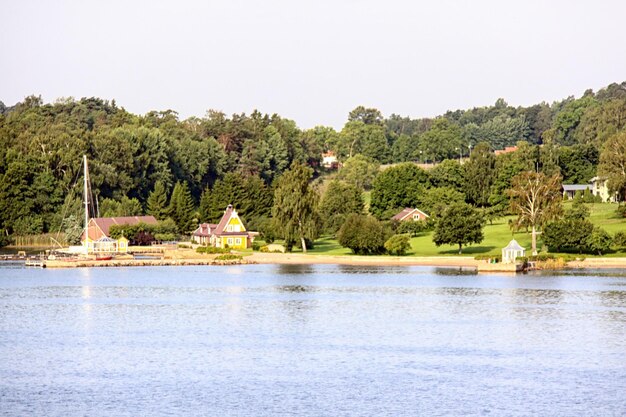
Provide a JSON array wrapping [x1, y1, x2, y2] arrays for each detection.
[[391, 207, 429, 222], [192, 204, 257, 249], [82, 215, 158, 253]]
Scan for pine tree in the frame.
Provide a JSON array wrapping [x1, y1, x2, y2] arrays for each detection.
[[168, 181, 196, 233], [147, 181, 169, 220]]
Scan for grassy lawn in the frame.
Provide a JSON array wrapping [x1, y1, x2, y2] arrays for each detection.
[[305, 202, 626, 258]]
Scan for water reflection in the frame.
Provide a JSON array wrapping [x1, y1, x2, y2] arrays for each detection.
[[276, 264, 315, 275], [433, 267, 477, 276]]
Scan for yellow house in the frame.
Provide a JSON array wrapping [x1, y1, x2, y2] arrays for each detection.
[[193, 204, 257, 249]]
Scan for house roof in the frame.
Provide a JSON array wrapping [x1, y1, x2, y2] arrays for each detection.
[[214, 204, 235, 235], [86, 215, 158, 240], [562, 184, 592, 192], [193, 223, 218, 237], [391, 207, 429, 221], [503, 239, 525, 251]]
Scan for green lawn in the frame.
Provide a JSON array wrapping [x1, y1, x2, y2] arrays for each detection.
[[306, 202, 626, 257]]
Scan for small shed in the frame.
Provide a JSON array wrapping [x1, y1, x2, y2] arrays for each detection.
[[93, 236, 118, 253], [502, 239, 525, 264]]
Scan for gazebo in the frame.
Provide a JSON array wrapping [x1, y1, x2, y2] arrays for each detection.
[[502, 239, 525, 263]]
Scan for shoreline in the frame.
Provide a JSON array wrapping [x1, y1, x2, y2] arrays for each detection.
[[11, 251, 624, 270]]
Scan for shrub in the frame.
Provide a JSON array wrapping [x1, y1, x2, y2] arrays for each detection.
[[196, 246, 230, 254], [259, 245, 270, 253], [543, 218, 594, 253], [586, 227, 612, 255], [614, 231, 626, 249], [337, 214, 390, 255], [215, 254, 242, 261], [397, 220, 427, 237], [618, 205, 626, 218], [384, 234, 411, 256], [251, 242, 261, 251]]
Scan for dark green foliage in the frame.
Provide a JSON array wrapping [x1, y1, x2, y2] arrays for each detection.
[[337, 154, 380, 190], [432, 203, 484, 254], [429, 159, 465, 193], [108, 220, 178, 244], [0, 230, 12, 248], [168, 181, 196, 233], [215, 254, 243, 261], [198, 173, 272, 223], [613, 231, 626, 248], [384, 234, 411, 256], [369, 163, 430, 219], [417, 118, 463, 163], [396, 220, 429, 237], [272, 163, 319, 252], [559, 144, 599, 184], [337, 214, 390, 255], [543, 219, 594, 253], [146, 181, 169, 220], [464, 142, 496, 207], [587, 227, 612, 255], [99, 196, 143, 217], [419, 187, 465, 218], [319, 180, 364, 234], [196, 246, 230, 254]]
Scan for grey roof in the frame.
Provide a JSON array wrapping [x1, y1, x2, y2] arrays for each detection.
[[503, 239, 524, 251], [562, 184, 591, 191]]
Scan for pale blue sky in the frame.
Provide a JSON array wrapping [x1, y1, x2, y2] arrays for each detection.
[[2, 0, 625, 128]]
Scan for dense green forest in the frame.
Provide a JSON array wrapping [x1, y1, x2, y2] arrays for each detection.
[[1, 81, 625, 243]]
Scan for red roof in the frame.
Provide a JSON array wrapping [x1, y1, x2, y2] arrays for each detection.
[[214, 204, 235, 235], [391, 208, 429, 221], [84, 216, 158, 240], [193, 223, 218, 237]]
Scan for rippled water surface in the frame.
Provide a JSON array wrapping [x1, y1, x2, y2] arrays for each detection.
[[1, 264, 625, 416]]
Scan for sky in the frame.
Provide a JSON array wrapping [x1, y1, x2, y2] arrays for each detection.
[[2, 0, 625, 129]]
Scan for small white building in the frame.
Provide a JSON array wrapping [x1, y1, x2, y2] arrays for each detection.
[[502, 239, 525, 264]]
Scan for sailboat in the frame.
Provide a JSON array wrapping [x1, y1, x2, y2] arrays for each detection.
[[80, 155, 114, 261]]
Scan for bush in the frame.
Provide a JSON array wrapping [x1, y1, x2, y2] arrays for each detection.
[[618, 205, 626, 218], [196, 246, 230, 254], [587, 227, 612, 255], [396, 220, 427, 237], [543, 218, 594, 253], [614, 231, 626, 249], [384, 234, 411, 256], [215, 254, 242, 261], [337, 214, 390, 255]]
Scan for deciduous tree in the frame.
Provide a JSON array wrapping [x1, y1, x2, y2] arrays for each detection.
[[508, 172, 563, 255]]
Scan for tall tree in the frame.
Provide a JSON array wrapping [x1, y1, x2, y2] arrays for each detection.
[[337, 154, 380, 190], [464, 142, 496, 207], [508, 172, 563, 255], [272, 163, 319, 252], [168, 181, 196, 233], [146, 180, 169, 220], [432, 203, 484, 254], [319, 180, 364, 233], [598, 131, 626, 202]]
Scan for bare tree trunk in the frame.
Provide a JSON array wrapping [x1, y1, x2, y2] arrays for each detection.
[[531, 225, 537, 255], [301, 236, 307, 253], [458, 243, 462, 255]]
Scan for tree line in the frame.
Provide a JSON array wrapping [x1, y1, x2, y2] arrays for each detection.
[[1, 81, 625, 252]]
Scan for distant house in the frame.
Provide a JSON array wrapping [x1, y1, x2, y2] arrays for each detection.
[[82, 215, 158, 253], [322, 151, 340, 169], [192, 204, 257, 249], [590, 176, 618, 202], [494, 146, 518, 156], [391, 207, 429, 222], [562, 184, 592, 200]]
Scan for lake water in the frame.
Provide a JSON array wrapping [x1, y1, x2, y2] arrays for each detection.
[[1, 263, 625, 416]]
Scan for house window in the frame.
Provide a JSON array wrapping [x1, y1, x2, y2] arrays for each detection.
[[235, 238, 241, 245], [413, 214, 419, 220], [227, 225, 233, 232], [227, 238, 233, 245]]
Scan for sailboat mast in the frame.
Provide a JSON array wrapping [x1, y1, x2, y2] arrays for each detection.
[[83, 155, 90, 245]]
